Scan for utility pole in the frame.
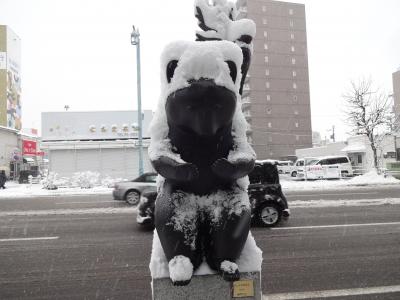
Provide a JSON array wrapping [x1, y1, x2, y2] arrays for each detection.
[[131, 25, 144, 176], [330, 125, 335, 142]]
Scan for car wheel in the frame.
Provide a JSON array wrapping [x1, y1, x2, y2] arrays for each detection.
[[341, 171, 349, 177], [258, 203, 281, 227], [291, 171, 297, 177], [125, 190, 140, 206]]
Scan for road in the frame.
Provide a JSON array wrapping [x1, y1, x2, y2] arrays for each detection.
[[0, 186, 399, 299]]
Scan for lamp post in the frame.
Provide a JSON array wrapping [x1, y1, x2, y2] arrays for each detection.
[[131, 25, 144, 176]]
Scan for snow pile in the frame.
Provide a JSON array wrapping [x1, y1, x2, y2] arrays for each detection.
[[101, 176, 125, 188], [41, 172, 59, 190], [348, 170, 400, 186], [0, 183, 112, 198], [168, 255, 194, 283], [281, 171, 399, 191], [71, 171, 100, 188], [149, 230, 262, 279]]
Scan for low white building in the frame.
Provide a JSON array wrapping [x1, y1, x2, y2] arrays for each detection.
[[41, 110, 154, 179], [296, 134, 400, 174]]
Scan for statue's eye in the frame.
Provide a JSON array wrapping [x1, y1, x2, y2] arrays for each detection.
[[225, 60, 237, 83], [166, 60, 179, 83]]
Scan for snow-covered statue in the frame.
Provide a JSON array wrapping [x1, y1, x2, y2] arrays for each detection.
[[148, 0, 256, 286]]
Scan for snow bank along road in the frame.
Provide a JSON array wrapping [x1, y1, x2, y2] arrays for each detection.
[[0, 190, 399, 299]]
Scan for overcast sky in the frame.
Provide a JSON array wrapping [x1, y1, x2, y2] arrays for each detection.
[[0, 0, 399, 141]]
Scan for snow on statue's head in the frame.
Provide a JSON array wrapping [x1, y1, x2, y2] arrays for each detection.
[[149, 40, 251, 162]]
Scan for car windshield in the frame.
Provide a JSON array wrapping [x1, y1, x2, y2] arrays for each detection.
[[306, 159, 319, 165]]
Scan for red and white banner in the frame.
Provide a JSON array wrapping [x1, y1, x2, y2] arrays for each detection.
[[22, 140, 37, 156]]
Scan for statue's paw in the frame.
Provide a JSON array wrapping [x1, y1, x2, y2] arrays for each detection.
[[211, 158, 233, 177], [178, 163, 199, 181], [168, 255, 194, 286], [220, 260, 240, 281]]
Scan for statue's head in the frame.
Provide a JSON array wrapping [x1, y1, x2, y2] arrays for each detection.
[[160, 41, 243, 137]]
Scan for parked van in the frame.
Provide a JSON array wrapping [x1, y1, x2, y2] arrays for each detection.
[[277, 160, 294, 174], [311, 156, 353, 177], [291, 157, 321, 179], [293, 156, 353, 179]]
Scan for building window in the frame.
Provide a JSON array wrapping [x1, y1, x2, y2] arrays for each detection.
[[269, 151, 274, 156], [262, 18, 267, 25], [268, 136, 273, 142], [357, 154, 362, 163], [295, 122, 299, 128], [264, 43, 268, 50], [266, 108, 272, 114], [291, 57, 296, 65], [266, 81, 270, 89], [291, 45, 295, 52], [292, 70, 297, 77], [243, 83, 250, 90], [289, 8, 293, 15], [296, 135, 300, 141], [294, 110, 298, 115], [290, 33, 295, 40], [293, 95, 298, 102], [263, 31, 268, 38], [265, 69, 270, 76], [267, 94, 271, 101], [268, 122, 272, 128], [293, 82, 297, 89], [290, 20, 294, 27], [264, 56, 269, 63], [262, 5, 266, 12]]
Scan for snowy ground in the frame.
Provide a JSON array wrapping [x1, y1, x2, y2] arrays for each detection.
[[0, 170, 398, 199], [0, 182, 113, 198], [281, 170, 399, 191]]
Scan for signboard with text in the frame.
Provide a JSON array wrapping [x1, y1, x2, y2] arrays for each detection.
[[22, 140, 37, 156]]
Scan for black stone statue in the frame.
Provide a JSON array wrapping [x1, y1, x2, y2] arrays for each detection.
[[148, 0, 256, 286]]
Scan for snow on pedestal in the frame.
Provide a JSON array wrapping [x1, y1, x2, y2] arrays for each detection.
[[150, 230, 263, 299]]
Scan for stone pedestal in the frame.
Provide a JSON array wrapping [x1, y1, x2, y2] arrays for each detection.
[[152, 272, 261, 300], [150, 231, 263, 300]]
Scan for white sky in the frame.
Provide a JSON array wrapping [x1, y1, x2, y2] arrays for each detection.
[[0, 0, 399, 141]]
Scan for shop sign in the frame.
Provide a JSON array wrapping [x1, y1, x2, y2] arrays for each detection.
[[22, 140, 37, 156]]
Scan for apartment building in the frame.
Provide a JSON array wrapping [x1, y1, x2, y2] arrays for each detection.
[[393, 69, 400, 122], [237, 0, 312, 160]]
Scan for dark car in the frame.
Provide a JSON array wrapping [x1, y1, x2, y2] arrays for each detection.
[[112, 172, 157, 206], [137, 161, 289, 228], [248, 160, 290, 227]]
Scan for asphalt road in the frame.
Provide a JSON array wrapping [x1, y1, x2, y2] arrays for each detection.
[[0, 187, 399, 299]]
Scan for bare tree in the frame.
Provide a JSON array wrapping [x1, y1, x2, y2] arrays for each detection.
[[343, 78, 393, 170]]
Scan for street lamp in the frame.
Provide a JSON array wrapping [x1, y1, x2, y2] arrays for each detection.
[[131, 25, 144, 176]]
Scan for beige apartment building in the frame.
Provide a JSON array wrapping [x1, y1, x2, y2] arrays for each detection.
[[237, 0, 312, 160], [393, 70, 400, 122]]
